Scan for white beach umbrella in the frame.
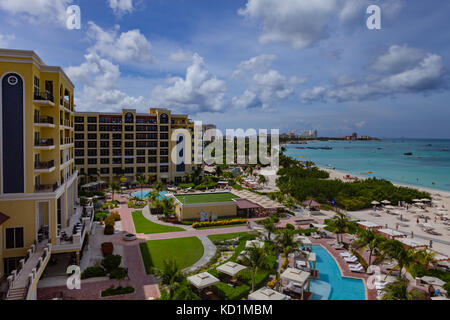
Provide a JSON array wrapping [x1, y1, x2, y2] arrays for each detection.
[[421, 198, 431, 202], [371, 201, 380, 205], [381, 200, 391, 204], [412, 199, 421, 202]]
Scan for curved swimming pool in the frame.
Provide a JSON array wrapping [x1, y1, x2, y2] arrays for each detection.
[[310, 245, 366, 300], [131, 190, 169, 200]]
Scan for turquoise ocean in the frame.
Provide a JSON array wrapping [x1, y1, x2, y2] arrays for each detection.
[[284, 139, 450, 192]]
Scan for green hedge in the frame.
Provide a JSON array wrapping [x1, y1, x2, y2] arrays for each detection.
[[101, 286, 134, 297], [81, 266, 106, 279], [212, 282, 251, 300]]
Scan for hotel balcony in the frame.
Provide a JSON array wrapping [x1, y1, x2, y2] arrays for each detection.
[[34, 139, 55, 150], [60, 137, 74, 149], [34, 160, 56, 173], [60, 99, 72, 112], [60, 119, 72, 129], [34, 116, 55, 128], [34, 183, 59, 193], [5, 243, 52, 300], [33, 91, 55, 107]]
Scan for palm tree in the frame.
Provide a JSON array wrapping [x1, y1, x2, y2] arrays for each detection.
[[240, 243, 271, 292], [161, 197, 176, 220], [381, 279, 425, 300], [109, 181, 120, 202], [146, 190, 160, 203], [353, 229, 385, 265], [136, 174, 147, 198], [327, 212, 350, 243], [380, 240, 417, 279], [258, 174, 267, 187], [262, 218, 277, 241], [275, 229, 303, 261], [413, 249, 437, 271], [152, 259, 185, 299]]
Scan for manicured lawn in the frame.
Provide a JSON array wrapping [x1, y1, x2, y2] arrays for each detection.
[[131, 211, 185, 234], [175, 192, 237, 204], [139, 237, 204, 272], [207, 232, 254, 242]]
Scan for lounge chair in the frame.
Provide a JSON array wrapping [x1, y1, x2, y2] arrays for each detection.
[[344, 256, 358, 263], [349, 265, 364, 272], [340, 252, 352, 257]]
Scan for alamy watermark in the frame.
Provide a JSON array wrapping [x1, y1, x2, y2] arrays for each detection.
[[366, 4, 381, 30], [66, 265, 81, 290], [66, 5, 81, 30]]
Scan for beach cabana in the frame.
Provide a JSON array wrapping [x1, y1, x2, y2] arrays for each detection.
[[280, 268, 311, 299], [245, 240, 265, 249], [248, 287, 289, 301], [420, 276, 446, 287], [294, 235, 312, 250], [377, 228, 407, 240], [397, 237, 428, 250], [357, 221, 382, 230], [217, 262, 247, 277], [187, 272, 220, 290], [302, 200, 321, 208], [294, 250, 316, 271]]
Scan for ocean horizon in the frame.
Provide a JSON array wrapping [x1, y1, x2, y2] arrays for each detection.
[[284, 138, 450, 192]]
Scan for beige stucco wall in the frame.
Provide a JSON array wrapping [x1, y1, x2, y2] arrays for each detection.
[[175, 202, 237, 221]]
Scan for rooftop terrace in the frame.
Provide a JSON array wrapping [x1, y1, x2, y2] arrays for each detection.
[[174, 192, 238, 205]]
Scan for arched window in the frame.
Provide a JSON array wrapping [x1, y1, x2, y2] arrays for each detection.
[[125, 112, 134, 123], [160, 113, 169, 124]]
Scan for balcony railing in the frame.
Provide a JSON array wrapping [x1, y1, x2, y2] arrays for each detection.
[[60, 119, 71, 127], [35, 183, 59, 192], [34, 91, 54, 102], [60, 137, 73, 145], [34, 116, 54, 125], [34, 139, 54, 147], [63, 100, 70, 109], [34, 160, 55, 170]]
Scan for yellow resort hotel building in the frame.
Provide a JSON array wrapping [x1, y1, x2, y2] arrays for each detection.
[[0, 49, 90, 300], [74, 108, 202, 185]]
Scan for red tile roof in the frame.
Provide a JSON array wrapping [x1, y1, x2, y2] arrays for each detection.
[[0, 212, 10, 225]]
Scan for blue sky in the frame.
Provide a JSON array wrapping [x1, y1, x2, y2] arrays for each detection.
[[1, 0, 449, 138]]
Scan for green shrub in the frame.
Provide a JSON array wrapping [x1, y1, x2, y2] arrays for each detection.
[[101, 286, 134, 297], [212, 282, 250, 300], [104, 224, 115, 235], [81, 266, 106, 279], [101, 254, 122, 273], [286, 223, 295, 230], [94, 211, 108, 222], [110, 267, 126, 280]]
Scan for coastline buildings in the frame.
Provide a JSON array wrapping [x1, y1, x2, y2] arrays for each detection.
[[74, 108, 201, 184], [280, 130, 318, 139], [0, 49, 82, 299]]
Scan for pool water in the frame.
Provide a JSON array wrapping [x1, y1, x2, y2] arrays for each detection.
[[309, 245, 366, 300], [131, 190, 169, 200]]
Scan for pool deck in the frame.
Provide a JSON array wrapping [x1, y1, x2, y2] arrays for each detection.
[[310, 236, 378, 300]]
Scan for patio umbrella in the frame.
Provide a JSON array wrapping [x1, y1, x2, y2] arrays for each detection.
[[421, 198, 431, 202], [412, 199, 421, 202], [381, 200, 391, 204], [371, 201, 380, 205], [385, 205, 396, 209]]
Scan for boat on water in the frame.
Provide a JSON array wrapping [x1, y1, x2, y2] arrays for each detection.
[[326, 164, 335, 170], [404, 152, 413, 156], [443, 148, 449, 151]]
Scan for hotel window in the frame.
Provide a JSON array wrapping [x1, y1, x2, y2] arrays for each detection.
[[148, 166, 157, 173], [5, 227, 24, 249], [125, 149, 134, 156], [87, 117, 97, 123], [160, 166, 169, 173], [100, 149, 109, 156], [149, 125, 157, 132], [160, 113, 169, 124], [75, 116, 84, 123], [125, 142, 134, 148], [101, 158, 110, 164], [75, 141, 84, 148], [137, 150, 145, 156], [137, 167, 145, 174], [113, 134, 122, 140], [75, 159, 84, 165], [125, 158, 134, 164], [34, 77, 40, 95], [160, 141, 169, 148], [100, 168, 110, 174], [87, 124, 97, 131], [175, 177, 182, 183], [113, 149, 122, 156], [75, 124, 84, 131], [125, 134, 134, 140], [148, 150, 157, 156], [112, 141, 122, 147], [75, 133, 84, 140], [100, 133, 109, 140], [88, 141, 97, 148], [88, 158, 97, 165], [88, 134, 97, 140], [125, 167, 134, 174], [125, 113, 134, 123], [75, 150, 84, 157], [160, 126, 169, 132], [160, 133, 169, 140], [100, 141, 109, 148], [125, 125, 134, 132], [137, 157, 145, 164], [79, 168, 85, 175], [113, 158, 122, 165], [88, 150, 97, 157], [160, 149, 169, 156], [160, 156, 169, 163], [148, 157, 157, 163], [88, 168, 97, 175]]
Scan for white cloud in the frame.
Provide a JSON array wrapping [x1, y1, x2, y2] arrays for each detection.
[[108, 0, 134, 16], [301, 46, 447, 103], [150, 53, 227, 113], [239, 0, 404, 49], [65, 53, 145, 112], [355, 121, 366, 128], [87, 22, 155, 64], [0, 0, 72, 26], [0, 33, 15, 47], [169, 50, 194, 63], [232, 54, 277, 78]]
